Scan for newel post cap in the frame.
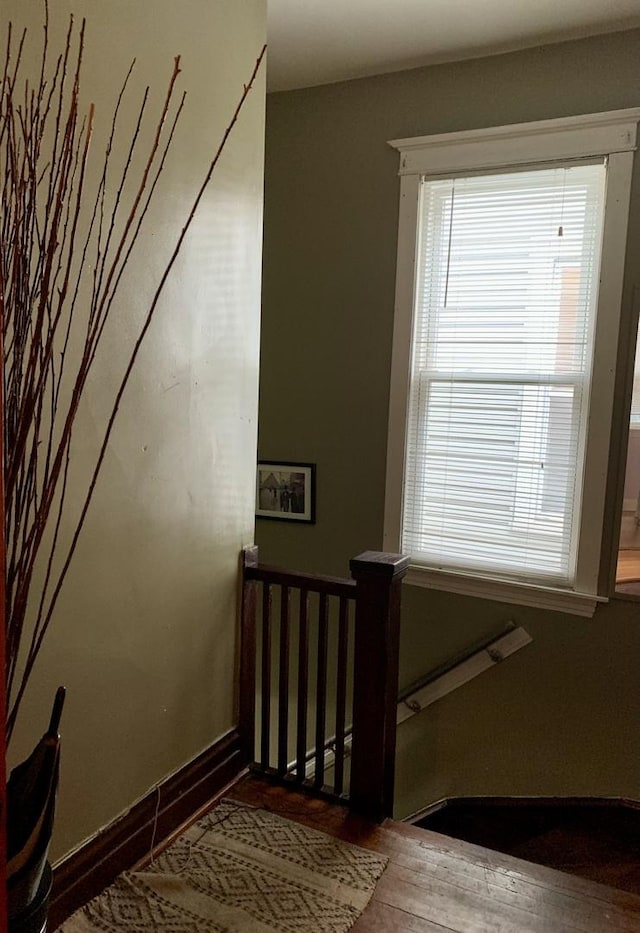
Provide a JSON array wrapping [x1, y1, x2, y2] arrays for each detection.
[[349, 551, 411, 579], [242, 545, 259, 568]]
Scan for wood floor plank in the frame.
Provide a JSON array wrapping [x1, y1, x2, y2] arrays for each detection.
[[377, 830, 640, 932], [373, 869, 566, 933], [386, 859, 640, 933], [354, 899, 457, 932], [388, 821, 640, 913], [231, 777, 640, 933]]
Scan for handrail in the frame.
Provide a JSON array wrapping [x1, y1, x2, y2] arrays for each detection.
[[398, 622, 517, 703], [244, 562, 357, 599]]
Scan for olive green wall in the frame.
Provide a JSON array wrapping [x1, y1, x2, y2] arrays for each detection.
[[257, 30, 640, 818], [5, 0, 266, 860]]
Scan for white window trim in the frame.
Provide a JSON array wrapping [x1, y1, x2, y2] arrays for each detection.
[[384, 109, 640, 617]]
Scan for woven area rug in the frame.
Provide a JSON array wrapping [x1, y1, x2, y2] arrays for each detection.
[[58, 800, 388, 932]]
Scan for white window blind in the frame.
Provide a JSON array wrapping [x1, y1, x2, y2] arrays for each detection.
[[402, 163, 607, 585]]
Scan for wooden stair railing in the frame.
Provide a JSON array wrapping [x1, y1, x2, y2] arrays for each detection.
[[239, 546, 410, 822]]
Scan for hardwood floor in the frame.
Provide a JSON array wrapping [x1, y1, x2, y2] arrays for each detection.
[[418, 801, 640, 896], [616, 513, 640, 590], [616, 549, 640, 583], [233, 776, 640, 932]]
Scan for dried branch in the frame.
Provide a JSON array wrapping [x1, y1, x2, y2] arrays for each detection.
[[2, 8, 266, 741]]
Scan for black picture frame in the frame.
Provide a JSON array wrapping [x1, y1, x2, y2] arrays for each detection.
[[256, 461, 316, 523]]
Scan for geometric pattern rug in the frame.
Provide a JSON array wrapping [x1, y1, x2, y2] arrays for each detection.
[[57, 800, 388, 932]]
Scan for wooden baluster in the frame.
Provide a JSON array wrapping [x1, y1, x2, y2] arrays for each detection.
[[277, 585, 291, 776], [314, 593, 329, 788], [333, 596, 350, 797], [260, 581, 273, 770], [239, 546, 259, 764], [296, 589, 309, 782], [349, 552, 410, 821]]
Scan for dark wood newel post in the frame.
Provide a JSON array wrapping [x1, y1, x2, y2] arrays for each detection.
[[239, 545, 259, 764], [349, 551, 410, 823]]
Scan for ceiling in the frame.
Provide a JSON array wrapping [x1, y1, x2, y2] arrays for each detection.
[[266, 0, 640, 91]]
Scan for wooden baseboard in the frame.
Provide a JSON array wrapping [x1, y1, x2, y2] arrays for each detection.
[[407, 794, 640, 824], [50, 728, 245, 928]]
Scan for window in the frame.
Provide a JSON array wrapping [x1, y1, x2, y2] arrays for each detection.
[[630, 328, 640, 428], [384, 111, 640, 616]]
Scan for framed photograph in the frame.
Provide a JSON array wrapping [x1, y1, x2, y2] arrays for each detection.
[[256, 461, 316, 523]]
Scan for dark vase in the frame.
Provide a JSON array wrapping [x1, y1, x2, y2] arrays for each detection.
[[8, 861, 52, 933], [7, 691, 65, 933]]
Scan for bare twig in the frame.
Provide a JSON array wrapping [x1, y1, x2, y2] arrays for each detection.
[[2, 7, 266, 740]]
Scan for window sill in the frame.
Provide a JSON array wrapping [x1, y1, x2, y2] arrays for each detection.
[[404, 565, 607, 617]]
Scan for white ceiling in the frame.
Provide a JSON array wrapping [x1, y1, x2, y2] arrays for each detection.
[[267, 0, 640, 91]]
